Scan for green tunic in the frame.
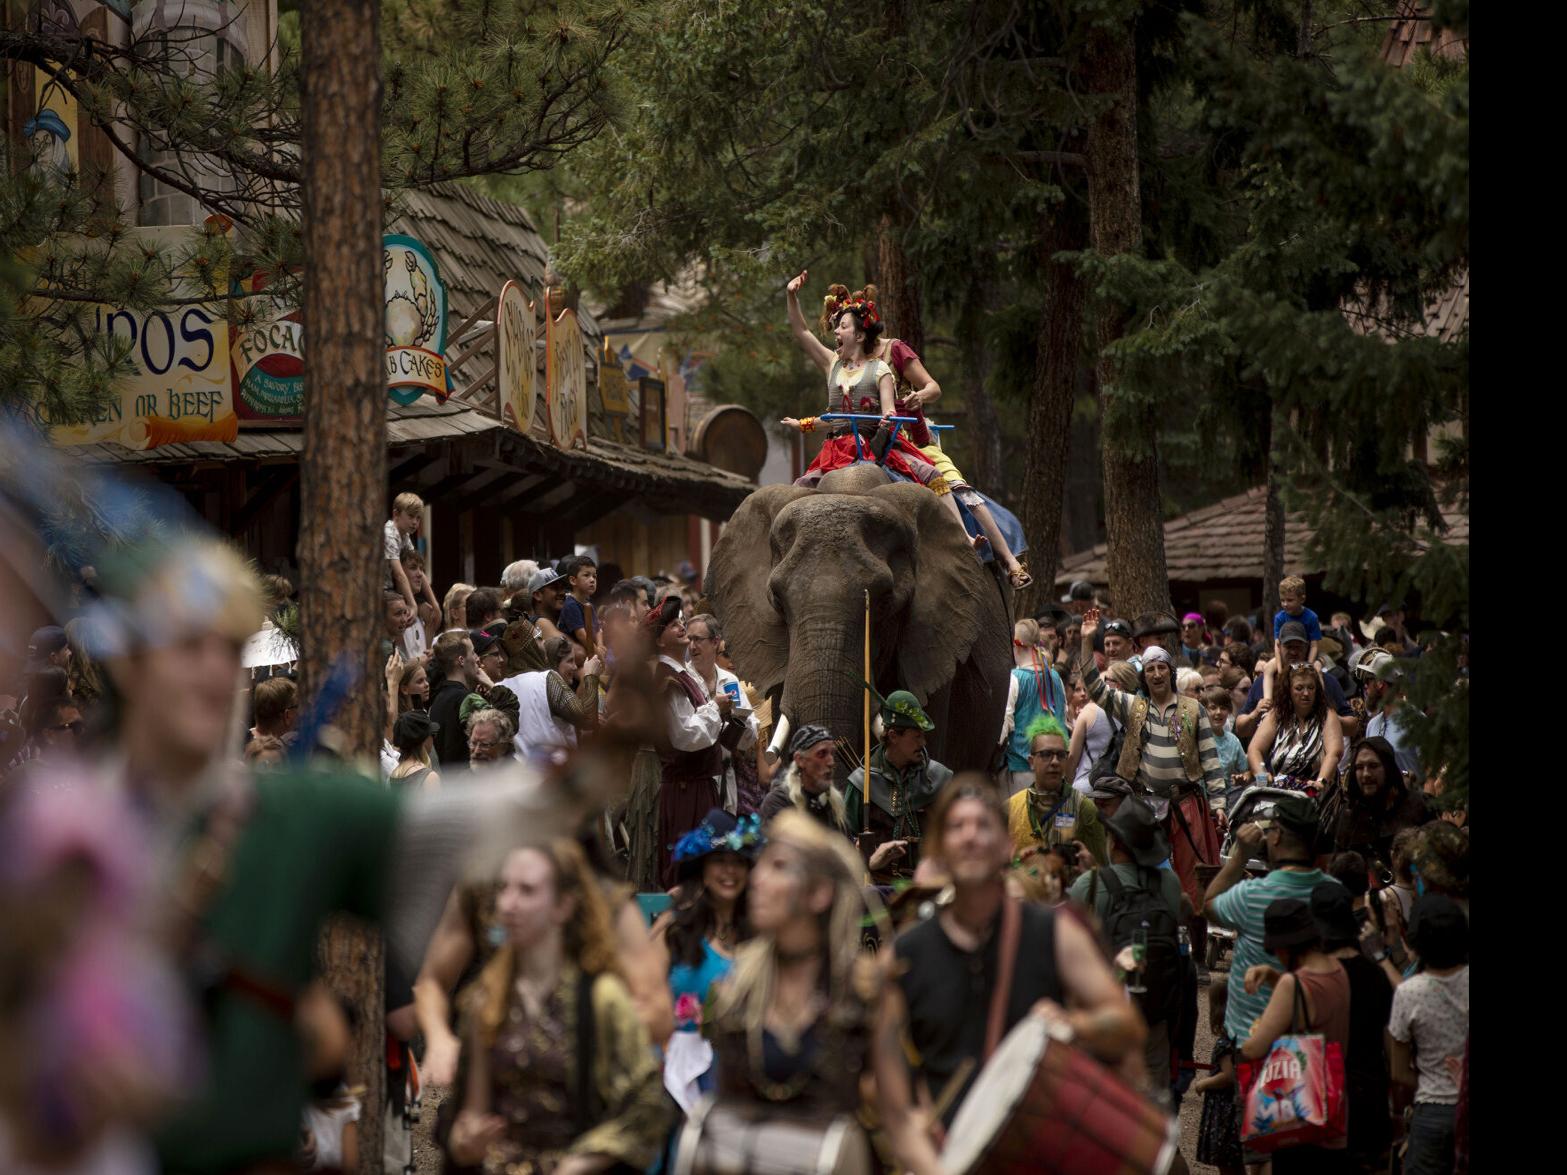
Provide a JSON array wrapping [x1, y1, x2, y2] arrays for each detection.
[[155, 769, 401, 1174]]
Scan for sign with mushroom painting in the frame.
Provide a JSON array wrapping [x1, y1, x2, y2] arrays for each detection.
[[383, 235, 450, 405]]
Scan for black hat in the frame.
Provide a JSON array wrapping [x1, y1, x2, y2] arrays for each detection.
[[1278, 620, 1310, 647], [1262, 898, 1320, 954], [1270, 792, 1320, 844], [1087, 777, 1133, 804], [644, 595, 682, 640], [470, 626, 503, 657], [1068, 580, 1095, 601], [672, 808, 764, 880], [1407, 894, 1468, 969], [1103, 796, 1168, 868], [787, 723, 833, 759], [1309, 883, 1359, 951], [392, 710, 439, 750]]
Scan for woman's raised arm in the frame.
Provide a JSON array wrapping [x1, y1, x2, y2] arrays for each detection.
[[785, 270, 836, 373]]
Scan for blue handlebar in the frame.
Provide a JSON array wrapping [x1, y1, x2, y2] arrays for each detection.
[[820, 413, 920, 423], [928, 423, 956, 431]]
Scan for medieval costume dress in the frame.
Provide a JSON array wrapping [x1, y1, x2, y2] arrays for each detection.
[[461, 965, 668, 1175], [793, 357, 952, 491], [655, 654, 724, 888]]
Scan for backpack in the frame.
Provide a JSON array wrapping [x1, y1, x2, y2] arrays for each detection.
[[1090, 866, 1182, 1025], [1088, 713, 1137, 787]]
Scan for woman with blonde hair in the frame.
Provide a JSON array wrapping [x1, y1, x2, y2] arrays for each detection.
[[445, 839, 668, 1174], [695, 810, 936, 1167], [443, 582, 476, 634]]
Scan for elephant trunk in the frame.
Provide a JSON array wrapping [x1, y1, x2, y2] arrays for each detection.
[[779, 612, 878, 766]]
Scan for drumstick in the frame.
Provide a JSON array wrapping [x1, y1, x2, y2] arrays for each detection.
[[930, 1057, 976, 1124]]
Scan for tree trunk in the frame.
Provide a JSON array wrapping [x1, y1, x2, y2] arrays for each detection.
[[877, 213, 924, 356], [1082, 17, 1171, 619], [299, 2, 386, 1170], [958, 272, 1003, 499], [1262, 401, 1287, 643], [1018, 198, 1088, 614]]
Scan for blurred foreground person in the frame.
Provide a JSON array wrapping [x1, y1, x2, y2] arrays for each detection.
[[444, 841, 669, 1174]]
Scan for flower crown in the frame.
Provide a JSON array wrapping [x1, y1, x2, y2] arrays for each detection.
[[822, 285, 880, 329], [671, 812, 765, 864]]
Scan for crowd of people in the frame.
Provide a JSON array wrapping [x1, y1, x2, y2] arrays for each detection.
[[0, 320, 1468, 1175]]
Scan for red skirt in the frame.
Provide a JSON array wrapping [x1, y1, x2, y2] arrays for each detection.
[[1166, 791, 1221, 913], [801, 431, 945, 489]]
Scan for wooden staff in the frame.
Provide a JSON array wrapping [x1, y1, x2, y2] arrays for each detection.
[[863, 588, 872, 834]]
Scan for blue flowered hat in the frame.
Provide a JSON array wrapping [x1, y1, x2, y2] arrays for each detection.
[[672, 809, 765, 879]]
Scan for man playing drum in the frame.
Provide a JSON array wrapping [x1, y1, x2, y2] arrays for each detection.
[[871, 774, 1147, 1169]]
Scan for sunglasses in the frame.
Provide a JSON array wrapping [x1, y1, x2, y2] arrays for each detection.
[[1104, 622, 1132, 636]]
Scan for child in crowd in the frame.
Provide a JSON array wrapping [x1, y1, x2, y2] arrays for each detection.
[[1261, 575, 1322, 704], [1201, 686, 1249, 812], [559, 555, 605, 657], [297, 982, 362, 1174], [383, 492, 425, 610], [1193, 976, 1243, 1175]]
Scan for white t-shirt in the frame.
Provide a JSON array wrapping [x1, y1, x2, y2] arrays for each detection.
[[383, 519, 414, 562], [304, 1095, 362, 1170], [401, 615, 427, 660], [1389, 966, 1469, 1103]]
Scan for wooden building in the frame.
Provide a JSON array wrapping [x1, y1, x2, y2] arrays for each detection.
[[72, 182, 758, 587]]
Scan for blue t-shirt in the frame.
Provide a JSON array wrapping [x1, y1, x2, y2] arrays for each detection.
[[559, 595, 588, 640], [1242, 670, 1351, 718], [1207, 869, 1342, 1041], [1273, 606, 1323, 642]]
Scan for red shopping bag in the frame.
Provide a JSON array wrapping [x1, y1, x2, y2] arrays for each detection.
[[1236, 979, 1346, 1153]]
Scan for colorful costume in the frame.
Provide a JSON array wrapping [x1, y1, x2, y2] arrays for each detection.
[[794, 357, 950, 491], [879, 337, 1028, 562]]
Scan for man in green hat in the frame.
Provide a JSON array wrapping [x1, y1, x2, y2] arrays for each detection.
[[846, 689, 952, 882]]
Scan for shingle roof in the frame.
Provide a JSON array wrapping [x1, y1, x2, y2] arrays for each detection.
[[1380, 2, 1468, 70], [390, 183, 601, 344], [1054, 484, 1468, 588]]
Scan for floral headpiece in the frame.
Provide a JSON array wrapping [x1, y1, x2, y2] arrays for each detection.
[[821, 284, 881, 330], [672, 811, 765, 867]]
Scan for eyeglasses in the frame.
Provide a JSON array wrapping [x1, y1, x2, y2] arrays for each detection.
[[1030, 749, 1067, 761]]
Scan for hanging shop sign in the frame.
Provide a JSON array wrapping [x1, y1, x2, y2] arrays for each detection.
[[496, 280, 538, 434], [231, 270, 304, 423], [545, 306, 588, 450], [39, 223, 238, 450], [383, 234, 449, 405]]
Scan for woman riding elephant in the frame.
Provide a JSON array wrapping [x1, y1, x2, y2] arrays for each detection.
[[816, 278, 1033, 589], [780, 272, 975, 538]]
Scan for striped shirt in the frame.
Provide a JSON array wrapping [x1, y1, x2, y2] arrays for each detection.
[[1079, 658, 1224, 797], [1207, 868, 1341, 1041]]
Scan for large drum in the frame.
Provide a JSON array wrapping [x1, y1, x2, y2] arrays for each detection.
[[674, 1098, 875, 1175], [941, 1016, 1178, 1175]]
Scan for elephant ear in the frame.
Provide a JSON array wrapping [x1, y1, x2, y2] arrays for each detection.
[[871, 483, 991, 704], [705, 484, 810, 699]]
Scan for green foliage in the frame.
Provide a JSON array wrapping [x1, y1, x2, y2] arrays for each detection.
[[1, 1, 644, 423]]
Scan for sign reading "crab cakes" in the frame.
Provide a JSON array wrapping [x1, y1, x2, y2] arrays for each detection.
[[383, 234, 450, 405]]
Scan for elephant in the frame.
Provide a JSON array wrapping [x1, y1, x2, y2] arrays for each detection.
[[706, 463, 1013, 774]]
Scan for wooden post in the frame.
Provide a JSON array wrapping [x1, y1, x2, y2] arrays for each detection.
[[298, 2, 386, 1171], [863, 588, 871, 833]]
